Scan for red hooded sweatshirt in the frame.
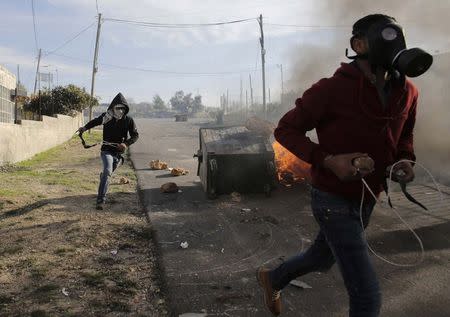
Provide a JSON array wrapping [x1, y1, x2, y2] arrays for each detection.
[[274, 62, 418, 199]]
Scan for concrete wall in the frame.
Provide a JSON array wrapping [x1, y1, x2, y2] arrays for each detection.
[[0, 113, 83, 165]]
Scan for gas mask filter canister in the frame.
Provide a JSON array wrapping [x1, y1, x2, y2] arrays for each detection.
[[365, 21, 433, 77]]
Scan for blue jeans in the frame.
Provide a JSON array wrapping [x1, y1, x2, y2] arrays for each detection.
[[270, 187, 381, 317], [97, 151, 121, 204]]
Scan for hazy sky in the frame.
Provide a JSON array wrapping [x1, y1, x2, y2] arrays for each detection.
[[1, 0, 449, 106]]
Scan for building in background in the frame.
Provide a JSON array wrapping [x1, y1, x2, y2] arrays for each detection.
[[0, 65, 16, 124]]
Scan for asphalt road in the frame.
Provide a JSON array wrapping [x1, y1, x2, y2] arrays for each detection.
[[130, 117, 450, 317]]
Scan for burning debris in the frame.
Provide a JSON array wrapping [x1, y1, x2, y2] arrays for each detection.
[[150, 160, 168, 170], [272, 141, 311, 186]]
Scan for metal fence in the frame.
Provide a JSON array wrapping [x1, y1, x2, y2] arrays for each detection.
[[0, 86, 14, 123]]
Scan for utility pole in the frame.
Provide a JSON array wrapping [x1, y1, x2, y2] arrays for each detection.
[[33, 48, 41, 95], [15, 65, 19, 123], [249, 74, 254, 108], [240, 76, 243, 112], [258, 14, 267, 119], [89, 13, 102, 123], [245, 89, 248, 118], [277, 64, 284, 106], [268, 87, 271, 103], [226, 89, 229, 114]]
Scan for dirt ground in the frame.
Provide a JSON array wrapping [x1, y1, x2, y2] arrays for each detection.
[[0, 132, 168, 317]]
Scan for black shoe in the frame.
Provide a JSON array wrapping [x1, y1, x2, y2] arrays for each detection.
[[96, 203, 105, 210]]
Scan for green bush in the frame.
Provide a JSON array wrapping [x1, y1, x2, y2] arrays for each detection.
[[24, 85, 98, 117]]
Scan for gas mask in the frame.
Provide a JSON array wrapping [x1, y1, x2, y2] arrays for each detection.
[[348, 20, 433, 77]]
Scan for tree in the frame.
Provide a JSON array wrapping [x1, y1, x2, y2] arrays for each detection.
[[24, 84, 98, 116], [192, 95, 204, 113], [152, 95, 167, 110], [170, 90, 187, 113], [182, 93, 193, 112]]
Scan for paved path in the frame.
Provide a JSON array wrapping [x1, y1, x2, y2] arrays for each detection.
[[130, 118, 450, 317]]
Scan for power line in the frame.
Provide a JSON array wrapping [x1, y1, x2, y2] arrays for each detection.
[[44, 21, 96, 56], [49, 52, 273, 76], [31, 0, 39, 53], [103, 17, 256, 29], [100, 62, 260, 76], [265, 22, 349, 29]]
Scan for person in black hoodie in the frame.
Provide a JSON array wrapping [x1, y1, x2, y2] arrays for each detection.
[[77, 93, 139, 210]]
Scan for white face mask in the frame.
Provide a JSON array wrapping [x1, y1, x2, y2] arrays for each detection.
[[113, 106, 125, 120]]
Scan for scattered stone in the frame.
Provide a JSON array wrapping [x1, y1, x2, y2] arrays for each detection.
[[150, 160, 168, 170], [231, 192, 241, 202], [171, 167, 189, 176], [180, 241, 189, 249], [161, 182, 179, 193]]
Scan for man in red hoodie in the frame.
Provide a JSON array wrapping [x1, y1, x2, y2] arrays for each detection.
[[256, 14, 433, 316]]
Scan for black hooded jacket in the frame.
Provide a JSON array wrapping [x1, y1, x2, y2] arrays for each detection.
[[83, 93, 139, 153]]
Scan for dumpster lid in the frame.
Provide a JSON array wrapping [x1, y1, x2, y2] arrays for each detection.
[[200, 126, 273, 155]]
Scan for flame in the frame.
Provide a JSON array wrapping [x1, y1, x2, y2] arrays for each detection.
[[272, 141, 311, 185]]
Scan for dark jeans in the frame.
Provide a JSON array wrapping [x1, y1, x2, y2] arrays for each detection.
[[97, 151, 120, 204], [270, 187, 381, 317]]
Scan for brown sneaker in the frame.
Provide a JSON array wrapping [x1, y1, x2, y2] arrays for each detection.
[[257, 266, 281, 316]]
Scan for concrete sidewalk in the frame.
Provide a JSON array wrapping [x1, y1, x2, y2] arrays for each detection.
[[131, 118, 450, 317]]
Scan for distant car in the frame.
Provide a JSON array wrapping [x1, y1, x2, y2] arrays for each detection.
[[175, 114, 188, 122]]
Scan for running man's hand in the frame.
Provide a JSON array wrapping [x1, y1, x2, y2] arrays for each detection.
[[76, 127, 86, 134], [392, 161, 415, 183], [117, 143, 127, 152], [324, 153, 373, 181]]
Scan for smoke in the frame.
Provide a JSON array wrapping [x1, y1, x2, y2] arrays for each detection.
[[285, 0, 450, 184], [414, 53, 450, 185]]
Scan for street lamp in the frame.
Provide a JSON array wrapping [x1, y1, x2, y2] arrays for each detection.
[[276, 64, 284, 106]]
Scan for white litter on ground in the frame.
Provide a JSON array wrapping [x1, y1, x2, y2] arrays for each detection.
[[289, 280, 312, 289]]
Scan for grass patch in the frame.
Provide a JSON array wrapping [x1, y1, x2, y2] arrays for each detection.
[[17, 131, 102, 169], [97, 255, 121, 266], [31, 283, 59, 303], [80, 271, 106, 287], [0, 245, 23, 256], [122, 225, 153, 241], [30, 310, 49, 317], [54, 247, 76, 256], [89, 299, 131, 313], [108, 301, 131, 312], [0, 294, 13, 305], [30, 265, 49, 280], [0, 188, 26, 198], [18, 146, 66, 168]]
